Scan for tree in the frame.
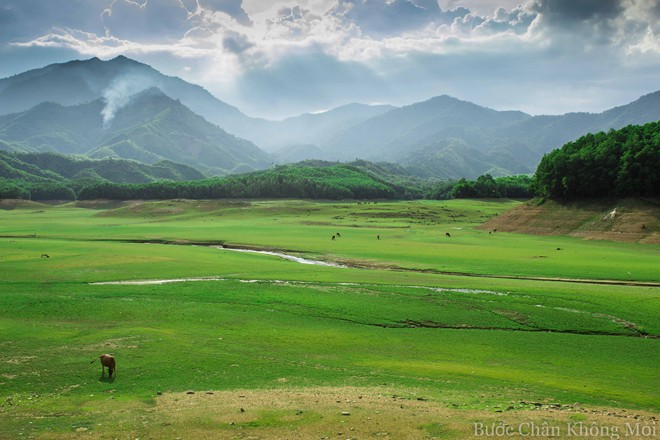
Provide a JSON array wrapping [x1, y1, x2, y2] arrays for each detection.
[[535, 121, 660, 199]]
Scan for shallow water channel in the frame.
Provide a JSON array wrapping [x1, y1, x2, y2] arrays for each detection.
[[214, 245, 347, 268]]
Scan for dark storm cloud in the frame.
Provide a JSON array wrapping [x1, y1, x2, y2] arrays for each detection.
[[528, 0, 633, 49], [531, 0, 623, 24]]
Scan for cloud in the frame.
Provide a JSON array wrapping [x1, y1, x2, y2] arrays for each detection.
[[327, 0, 469, 37], [199, 0, 252, 25], [101, 0, 193, 41], [471, 5, 536, 35], [0, 0, 107, 43], [11, 28, 212, 60], [1, 0, 659, 119], [222, 31, 254, 54], [530, 0, 623, 23]]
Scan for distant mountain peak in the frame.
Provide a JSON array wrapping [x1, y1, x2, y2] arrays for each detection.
[[107, 54, 150, 68], [422, 94, 483, 108], [0, 55, 249, 133], [428, 94, 460, 101], [636, 90, 660, 102], [132, 86, 168, 99]]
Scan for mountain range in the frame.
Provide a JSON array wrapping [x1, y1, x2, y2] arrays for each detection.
[[1, 56, 659, 179]]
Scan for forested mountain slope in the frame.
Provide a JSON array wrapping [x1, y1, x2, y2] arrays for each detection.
[[0, 88, 272, 175]]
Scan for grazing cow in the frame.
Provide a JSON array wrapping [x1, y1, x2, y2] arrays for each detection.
[[332, 235, 336, 241], [445, 232, 451, 238], [91, 354, 116, 377], [41, 254, 50, 258], [336, 232, 341, 238]]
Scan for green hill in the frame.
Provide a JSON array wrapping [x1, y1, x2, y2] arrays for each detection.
[[0, 88, 272, 175], [478, 122, 660, 243], [1, 156, 423, 201], [535, 121, 660, 199], [77, 163, 421, 201], [0, 151, 205, 183], [0, 150, 207, 200]]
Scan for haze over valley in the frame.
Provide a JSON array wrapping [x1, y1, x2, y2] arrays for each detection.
[[1, 55, 659, 180]]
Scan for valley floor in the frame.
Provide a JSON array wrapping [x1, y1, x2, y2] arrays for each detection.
[[0, 199, 658, 439]]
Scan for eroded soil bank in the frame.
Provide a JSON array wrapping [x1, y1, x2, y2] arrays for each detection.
[[480, 198, 660, 244]]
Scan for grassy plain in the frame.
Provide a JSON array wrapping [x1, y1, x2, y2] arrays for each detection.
[[0, 198, 658, 439]]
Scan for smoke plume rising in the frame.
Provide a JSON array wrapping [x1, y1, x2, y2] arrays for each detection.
[[101, 75, 157, 128]]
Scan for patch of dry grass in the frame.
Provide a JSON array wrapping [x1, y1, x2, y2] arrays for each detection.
[[27, 386, 650, 440]]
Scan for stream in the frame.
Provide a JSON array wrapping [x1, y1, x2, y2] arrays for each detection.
[[214, 245, 347, 268]]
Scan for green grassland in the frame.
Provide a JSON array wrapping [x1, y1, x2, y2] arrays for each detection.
[[0, 199, 658, 438]]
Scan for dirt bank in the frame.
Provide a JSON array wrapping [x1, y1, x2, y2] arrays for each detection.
[[479, 198, 660, 244]]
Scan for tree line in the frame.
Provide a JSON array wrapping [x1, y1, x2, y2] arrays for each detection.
[[0, 169, 534, 201], [428, 174, 535, 199], [3, 121, 656, 201], [534, 121, 659, 199], [1, 164, 412, 201]]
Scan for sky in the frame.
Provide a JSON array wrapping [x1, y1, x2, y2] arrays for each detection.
[[0, 0, 659, 120]]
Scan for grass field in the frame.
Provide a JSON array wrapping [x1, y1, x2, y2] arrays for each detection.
[[0, 199, 658, 439]]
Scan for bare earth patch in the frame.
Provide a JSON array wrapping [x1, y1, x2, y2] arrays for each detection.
[[141, 387, 658, 439], [5, 356, 37, 365], [480, 198, 660, 244]]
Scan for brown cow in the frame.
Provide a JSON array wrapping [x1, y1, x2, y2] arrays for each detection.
[[92, 354, 116, 377]]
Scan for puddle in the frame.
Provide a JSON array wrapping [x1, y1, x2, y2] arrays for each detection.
[[402, 285, 507, 296], [90, 277, 509, 298], [91, 277, 224, 285], [432, 287, 507, 296]]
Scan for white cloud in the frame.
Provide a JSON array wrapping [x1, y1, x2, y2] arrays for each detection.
[[2, 0, 660, 118], [100, 0, 193, 41]]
